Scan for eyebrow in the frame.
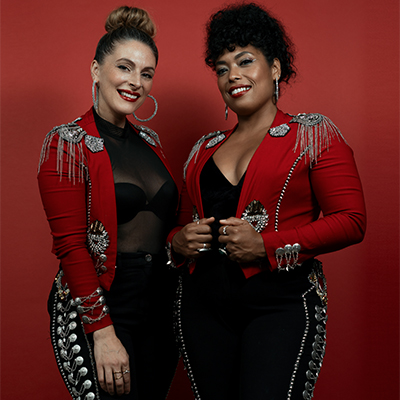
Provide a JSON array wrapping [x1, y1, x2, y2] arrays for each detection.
[[116, 58, 155, 72], [215, 51, 254, 65]]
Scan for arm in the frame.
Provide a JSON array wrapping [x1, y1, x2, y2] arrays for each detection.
[[38, 134, 130, 395], [217, 139, 366, 270], [262, 139, 366, 270]]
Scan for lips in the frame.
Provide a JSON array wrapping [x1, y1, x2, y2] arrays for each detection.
[[229, 86, 251, 98], [118, 90, 140, 102]]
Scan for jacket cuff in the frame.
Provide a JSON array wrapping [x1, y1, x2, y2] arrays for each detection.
[[166, 227, 186, 269]]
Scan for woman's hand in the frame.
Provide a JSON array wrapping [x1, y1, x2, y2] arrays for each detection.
[[172, 217, 215, 258], [93, 325, 130, 396], [218, 217, 266, 262]]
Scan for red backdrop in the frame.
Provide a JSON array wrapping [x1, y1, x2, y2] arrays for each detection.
[[1, 0, 399, 398]]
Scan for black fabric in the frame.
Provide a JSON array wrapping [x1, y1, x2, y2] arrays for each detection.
[[200, 156, 244, 249], [180, 259, 324, 400], [94, 111, 178, 254], [92, 253, 179, 400]]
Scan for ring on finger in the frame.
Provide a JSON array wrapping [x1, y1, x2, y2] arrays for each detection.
[[197, 243, 210, 253], [222, 226, 228, 235], [113, 371, 123, 380], [123, 369, 130, 375]]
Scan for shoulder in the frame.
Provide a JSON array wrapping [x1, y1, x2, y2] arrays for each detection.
[[132, 124, 162, 148], [288, 112, 348, 163], [183, 130, 228, 179]]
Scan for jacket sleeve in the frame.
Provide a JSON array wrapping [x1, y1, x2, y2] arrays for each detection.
[[261, 138, 366, 271], [166, 179, 195, 268], [38, 134, 112, 333]]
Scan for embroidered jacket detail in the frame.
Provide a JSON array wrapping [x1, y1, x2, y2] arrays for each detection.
[[290, 113, 347, 165], [51, 270, 101, 399], [269, 123, 291, 137], [85, 135, 104, 153], [134, 125, 162, 148], [205, 133, 226, 148], [183, 130, 227, 179], [286, 261, 327, 399], [241, 200, 269, 232], [38, 118, 87, 183]]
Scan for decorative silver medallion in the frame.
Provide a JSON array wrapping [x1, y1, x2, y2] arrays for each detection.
[[205, 133, 226, 148], [134, 125, 161, 147], [241, 200, 269, 232], [269, 123, 291, 137], [84, 135, 104, 153], [290, 113, 324, 126], [87, 220, 109, 256], [138, 131, 156, 146], [57, 123, 86, 143]]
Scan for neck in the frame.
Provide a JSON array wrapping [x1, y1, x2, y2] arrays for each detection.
[[235, 104, 278, 135]]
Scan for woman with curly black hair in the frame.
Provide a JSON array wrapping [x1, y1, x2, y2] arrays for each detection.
[[167, 3, 366, 400]]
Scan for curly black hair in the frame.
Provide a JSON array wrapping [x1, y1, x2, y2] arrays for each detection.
[[205, 3, 296, 84]]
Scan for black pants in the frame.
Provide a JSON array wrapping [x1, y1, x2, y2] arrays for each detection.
[[97, 253, 179, 400], [49, 253, 179, 400], [176, 255, 328, 400]]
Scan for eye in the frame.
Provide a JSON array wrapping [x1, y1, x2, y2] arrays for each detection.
[[216, 67, 228, 77], [118, 65, 130, 71], [240, 58, 255, 66], [141, 72, 154, 80]]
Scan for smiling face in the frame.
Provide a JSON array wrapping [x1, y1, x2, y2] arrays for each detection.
[[91, 39, 156, 127], [215, 45, 281, 117]]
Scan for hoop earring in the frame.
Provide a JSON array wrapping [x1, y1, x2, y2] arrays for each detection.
[[275, 78, 279, 102], [225, 104, 228, 120], [92, 81, 99, 110], [133, 95, 158, 122]]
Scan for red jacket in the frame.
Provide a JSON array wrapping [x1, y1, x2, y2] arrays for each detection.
[[167, 110, 366, 278], [38, 108, 174, 333]]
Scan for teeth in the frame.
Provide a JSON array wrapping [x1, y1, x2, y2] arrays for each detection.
[[120, 91, 138, 100], [231, 87, 250, 95]]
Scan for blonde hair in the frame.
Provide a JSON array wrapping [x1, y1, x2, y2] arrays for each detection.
[[94, 6, 158, 64]]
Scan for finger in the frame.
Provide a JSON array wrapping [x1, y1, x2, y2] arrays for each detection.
[[97, 366, 107, 393], [114, 370, 125, 396], [105, 368, 115, 395], [218, 225, 230, 236], [197, 217, 215, 225], [220, 217, 245, 226], [122, 367, 131, 394]]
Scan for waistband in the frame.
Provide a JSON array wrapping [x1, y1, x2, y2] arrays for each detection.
[[116, 252, 164, 268]]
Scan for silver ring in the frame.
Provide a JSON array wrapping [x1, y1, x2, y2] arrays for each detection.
[[219, 247, 228, 256], [123, 369, 130, 375], [197, 243, 211, 253], [222, 226, 228, 235]]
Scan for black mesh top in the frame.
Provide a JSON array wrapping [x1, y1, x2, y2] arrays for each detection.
[[94, 111, 178, 254]]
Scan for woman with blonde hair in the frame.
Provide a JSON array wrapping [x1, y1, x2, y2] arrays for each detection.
[[38, 6, 178, 399]]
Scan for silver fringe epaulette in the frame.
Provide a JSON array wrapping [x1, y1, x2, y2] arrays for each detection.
[[134, 124, 162, 148], [38, 117, 96, 184], [290, 113, 347, 165], [183, 130, 227, 179]]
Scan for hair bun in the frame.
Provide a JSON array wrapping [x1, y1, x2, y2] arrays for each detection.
[[105, 6, 156, 38]]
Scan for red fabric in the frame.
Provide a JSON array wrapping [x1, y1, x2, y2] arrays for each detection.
[[38, 108, 175, 333], [169, 110, 366, 278]]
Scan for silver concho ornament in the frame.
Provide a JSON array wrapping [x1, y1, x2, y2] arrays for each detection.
[[241, 200, 269, 233], [290, 113, 324, 126], [87, 220, 110, 256], [269, 123, 291, 137]]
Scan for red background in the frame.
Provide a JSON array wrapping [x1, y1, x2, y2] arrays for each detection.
[[1, 0, 399, 398]]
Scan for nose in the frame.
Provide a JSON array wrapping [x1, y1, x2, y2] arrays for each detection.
[[228, 66, 241, 82], [129, 72, 142, 90]]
